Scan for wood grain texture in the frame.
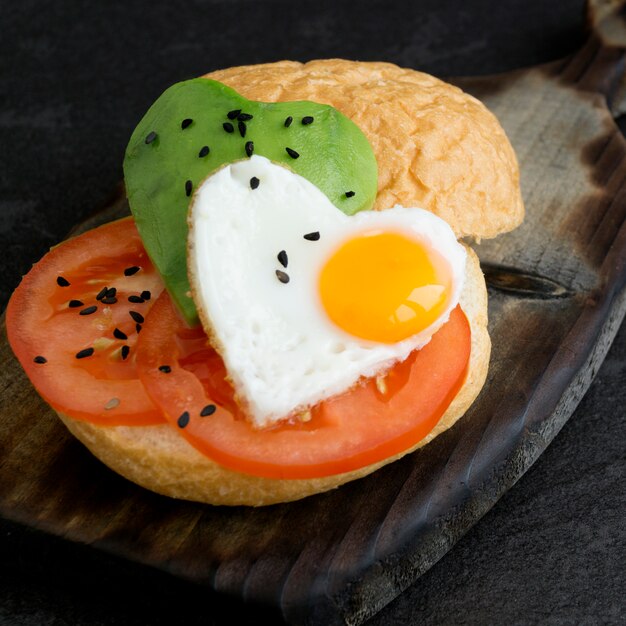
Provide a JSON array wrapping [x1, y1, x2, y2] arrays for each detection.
[[1, 3, 626, 625]]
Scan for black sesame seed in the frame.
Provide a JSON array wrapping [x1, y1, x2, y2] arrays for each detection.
[[238, 120, 247, 137], [276, 270, 290, 284], [286, 147, 300, 159], [302, 116, 314, 125], [284, 116, 293, 127], [185, 180, 193, 197], [223, 122, 234, 133], [136, 323, 142, 334], [177, 411, 190, 428], [101, 297, 118, 305], [238, 113, 253, 121], [227, 109, 241, 120], [68, 299, 83, 308], [145, 131, 157, 144], [76, 347, 94, 359], [105, 287, 117, 298], [159, 365, 171, 373], [79, 305, 98, 316], [198, 145, 210, 158], [96, 286, 108, 300], [181, 118, 193, 130], [277, 250, 288, 268], [129, 310, 144, 324], [245, 141, 254, 157], [200, 404, 217, 417], [128, 295, 144, 304], [124, 266, 140, 276], [113, 328, 128, 340], [121, 345, 130, 360], [345, 190, 356, 198], [250, 176, 260, 190], [33, 355, 47, 364], [57, 276, 70, 287], [303, 231, 320, 241], [141, 290, 151, 301]]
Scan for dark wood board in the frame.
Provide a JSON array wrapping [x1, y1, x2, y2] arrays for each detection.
[[1, 3, 625, 624]]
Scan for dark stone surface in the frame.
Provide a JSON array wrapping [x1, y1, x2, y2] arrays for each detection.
[[1, 1, 624, 624]]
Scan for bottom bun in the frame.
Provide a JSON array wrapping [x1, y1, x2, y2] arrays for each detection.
[[58, 247, 489, 506]]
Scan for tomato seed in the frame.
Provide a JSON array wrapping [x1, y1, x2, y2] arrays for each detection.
[[104, 398, 120, 410]]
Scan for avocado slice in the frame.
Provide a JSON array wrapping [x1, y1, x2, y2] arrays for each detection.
[[124, 78, 378, 325]]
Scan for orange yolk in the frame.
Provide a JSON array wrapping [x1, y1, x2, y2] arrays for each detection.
[[319, 231, 453, 343]]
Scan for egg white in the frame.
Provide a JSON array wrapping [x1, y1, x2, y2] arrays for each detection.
[[188, 156, 466, 428]]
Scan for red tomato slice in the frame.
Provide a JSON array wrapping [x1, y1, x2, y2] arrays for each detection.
[[136, 292, 471, 479], [6, 217, 166, 425]]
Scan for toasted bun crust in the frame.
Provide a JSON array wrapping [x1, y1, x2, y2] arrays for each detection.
[[205, 59, 524, 240], [57, 246, 489, 506]]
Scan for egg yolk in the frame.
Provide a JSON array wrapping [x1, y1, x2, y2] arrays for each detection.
[[319, 231, 453, 343]]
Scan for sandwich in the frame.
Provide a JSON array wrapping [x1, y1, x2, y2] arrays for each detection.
[[6, 59, 524, 506]]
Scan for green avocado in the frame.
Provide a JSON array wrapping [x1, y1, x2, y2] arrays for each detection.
[[123, 78, 378, 325]]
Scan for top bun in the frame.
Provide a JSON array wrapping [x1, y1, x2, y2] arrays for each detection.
[[206, 59, 524, 240]]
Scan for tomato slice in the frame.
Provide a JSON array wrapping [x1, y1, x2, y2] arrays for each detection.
[[136, 292, 471, 479], [6, 217, 166, 425]]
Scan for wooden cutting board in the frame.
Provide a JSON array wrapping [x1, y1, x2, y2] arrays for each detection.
[[1, 2, 625, 624]]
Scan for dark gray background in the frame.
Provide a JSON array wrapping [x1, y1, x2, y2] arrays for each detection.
[[1, 1, 624, 624]]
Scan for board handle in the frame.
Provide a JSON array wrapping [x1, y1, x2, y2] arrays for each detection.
[[586, 0, 626, 47], [564, 0, 626, 115]]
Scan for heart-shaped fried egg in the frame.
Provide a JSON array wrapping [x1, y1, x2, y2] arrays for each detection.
[[188, 156, 466, 427]]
